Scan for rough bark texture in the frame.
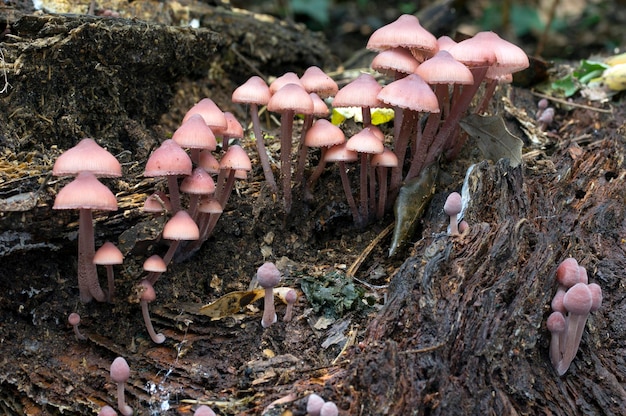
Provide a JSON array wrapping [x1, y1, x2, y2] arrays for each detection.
[[333, 132, 626, 415], [1, 3, 626, 416]]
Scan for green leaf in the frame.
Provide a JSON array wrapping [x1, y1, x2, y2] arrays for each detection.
[[551, 74, 580, 97], [300, 271, 364, 318]]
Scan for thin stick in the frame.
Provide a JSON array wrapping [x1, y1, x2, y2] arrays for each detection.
[[346, 222, 394, 277]]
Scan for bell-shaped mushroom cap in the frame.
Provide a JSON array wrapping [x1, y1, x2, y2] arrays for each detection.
[[139, 279, 157, 302], [448, 32, 498, 67], [371, 148, 398, 168], [371, 47, 420, 76], [588, 282, 603, 312], [219, 145, 252, 171], [198, 150, 220, 174], [346, 128, 385, 155], [98, 405, 118, 416], [143, 191, 172, 213], [197, 197, 223, 214], [482, 31, 530, 76], [307, 393, 325, 416], [93, 242, 124, 265], [232, 76, 271, 106], [53, 172, 117, 211], [144, 139, 192, 177], [110, 357, 130, 384], [222, 112, 244, 139], [377, 74, 440, 113], [256, 262, 281, 288], [193, 405, 217, 416], [269, 72, 303, 94], [443, 192, 462, 216], [182, 98, 227, 133], [300, 66, 338, 98], [563, 282, 593, 315], [162, 210, 200, 241], [267, 83, 314, 114], [556, 258, 584, 288], [416, 50, 474, 85], [53, 138, 122, 178], [310, 93, 330, 117], [143, 255, 167, 273], [324, 142, 358, 163], [319, 401, 339, 416], [172, 114, 217, 151], [366, 14, 438, 62], [180, 167, 216, 195], [332, 73, 383, 109], [437, 35, 457, 51], [305, 119, 345, 148]]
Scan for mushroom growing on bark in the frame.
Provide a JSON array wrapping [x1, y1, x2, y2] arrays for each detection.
[[443, 192, 462, 235], [53, 172, 118, 303], [109, 357, 133, 416], [93, 241, 124, 302]]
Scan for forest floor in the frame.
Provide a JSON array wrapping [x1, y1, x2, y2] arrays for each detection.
[[1, 1, 625, 415]]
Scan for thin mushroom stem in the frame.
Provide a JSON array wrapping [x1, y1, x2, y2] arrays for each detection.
[[337, 161, 361, 226], [249, 103, 279, 195], [78, 208, 106, 303]]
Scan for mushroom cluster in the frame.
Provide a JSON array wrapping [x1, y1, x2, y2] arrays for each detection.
[[226, 15, 528, 226], [547, 258, 602, 375]]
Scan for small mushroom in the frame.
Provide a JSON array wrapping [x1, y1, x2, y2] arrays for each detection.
[[443, 192, 462, 235], [256, 262, 282, 328], [68, 312, 86, 341], [109, 357, 133, 416], [283, 289, 297, 322]]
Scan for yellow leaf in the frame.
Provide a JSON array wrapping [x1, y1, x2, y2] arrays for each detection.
[[371, 108, 395, 125], [602, 63, 626, 91]]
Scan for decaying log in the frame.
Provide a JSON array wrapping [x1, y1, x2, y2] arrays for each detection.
[[331, 130, 626, 415]]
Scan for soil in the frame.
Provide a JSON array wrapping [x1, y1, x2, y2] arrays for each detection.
[[1, 1, 626, 416]]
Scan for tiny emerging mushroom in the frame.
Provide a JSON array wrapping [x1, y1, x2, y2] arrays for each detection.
[[68, 312, 86, 340], [139, 279, 166, 344], [283, 289, 297, 322], [109, 357, 133, 416], [443, 192, 462, 235]]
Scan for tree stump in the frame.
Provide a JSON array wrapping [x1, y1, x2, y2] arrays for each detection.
[[330, 128, 626, 415]]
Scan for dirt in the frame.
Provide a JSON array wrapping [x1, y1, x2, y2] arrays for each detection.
[[1, 1, 626, 415]]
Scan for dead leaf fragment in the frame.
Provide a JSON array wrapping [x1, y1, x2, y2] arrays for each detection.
[[460, 114, 524, 167]]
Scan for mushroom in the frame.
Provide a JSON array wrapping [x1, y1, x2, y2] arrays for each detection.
[[144, 139, 193, 213], [371, 148, 398, 219], [303, 119, 346, 195], [93, 241, 124, 302], [172, 113, 217, 164], [97, 405, 118, 416], [559, 282, 593, 375], [53, 172, 118, 303], [443, 192, 462, 235], [306, 393, 325, 416], [193, 405, 216, 416], [231, 75, 278, 195], [151, 210, 199, 282], [546, 311, 566, 370], [324, 142, 360, 225], [267, 83, 314, 213], [319, 401, 339, 416], [68, 312, 86, 341], [138, 280, 166, 344], [256, 262, 282, 328], [109, 357, 133, 416], [283, 289, 297, 322], [180, 167, 216, 220]]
